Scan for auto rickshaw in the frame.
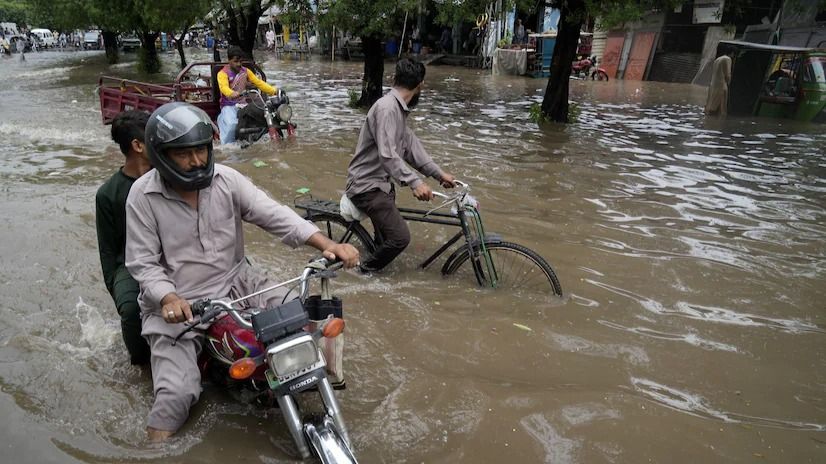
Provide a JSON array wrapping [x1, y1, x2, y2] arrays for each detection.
[[718, 40, 826, 123]]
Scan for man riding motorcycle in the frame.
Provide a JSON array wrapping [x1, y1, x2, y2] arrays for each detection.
[[216, 46, 277, 144], [124, 102, 358, 441]]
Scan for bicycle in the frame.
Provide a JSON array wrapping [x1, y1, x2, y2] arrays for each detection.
[[295, 181, 562, 296]]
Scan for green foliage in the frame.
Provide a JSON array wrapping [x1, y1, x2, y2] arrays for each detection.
[[142, 0, 211, 34], [316, 0, 416, 39], [21, 0, 209, 36], [347, 88, 359, 108], [568, 101, 581, 122], [0, 1, 29, 25], [531, 100, 580, 124], [587, 0, 680, 30], [529, 102, 548, 124], [274, 0, 314, 28], [497, 32, 512, 48]]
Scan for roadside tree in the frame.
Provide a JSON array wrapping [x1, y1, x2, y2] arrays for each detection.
[[142, 0, 212, 69], [285, 0, 416, 107], [215, 0, 276, 59]]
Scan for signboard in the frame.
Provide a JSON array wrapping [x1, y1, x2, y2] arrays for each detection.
[[693, 1, 725, 24], [543, 8, 560, 32]]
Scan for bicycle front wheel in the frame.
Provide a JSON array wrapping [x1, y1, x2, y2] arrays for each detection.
[[444, 241, 562, 296], [306, 213, 377, 256]]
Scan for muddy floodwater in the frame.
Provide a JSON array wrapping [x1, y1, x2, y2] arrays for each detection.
[[0, 48, 824, 463]]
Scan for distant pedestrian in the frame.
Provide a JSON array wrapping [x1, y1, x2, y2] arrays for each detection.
[[513, 18, 526, 45], [439, 27, 451, 54], [266, 29, 275, 51], [16, 37, 25, 56], [705, 50, 734, 117], [411, 26, 421, 54]]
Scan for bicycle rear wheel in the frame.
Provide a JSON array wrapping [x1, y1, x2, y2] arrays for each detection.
[[306, 213, 377, 256], [443, 241, 562, 296]]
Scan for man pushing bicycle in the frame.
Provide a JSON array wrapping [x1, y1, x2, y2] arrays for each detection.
[[345, 58, 455, 273]]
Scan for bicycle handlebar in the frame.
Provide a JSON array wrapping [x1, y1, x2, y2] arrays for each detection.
[[426, 180, 471, 216]]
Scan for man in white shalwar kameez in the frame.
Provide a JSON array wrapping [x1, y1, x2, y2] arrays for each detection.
[[705, 52, 733, 117]]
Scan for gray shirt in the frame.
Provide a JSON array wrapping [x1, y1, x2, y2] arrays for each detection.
[[345, 89, 445, 198], [125, 164, 318, 336]]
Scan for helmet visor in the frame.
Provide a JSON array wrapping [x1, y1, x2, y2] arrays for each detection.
[[153, 105, 213, 144]]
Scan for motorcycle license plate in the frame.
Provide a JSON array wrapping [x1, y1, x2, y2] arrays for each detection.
[[265, 369, 280, 390]]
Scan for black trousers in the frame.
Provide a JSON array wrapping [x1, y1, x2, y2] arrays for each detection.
[[349, 188, 410, 271]]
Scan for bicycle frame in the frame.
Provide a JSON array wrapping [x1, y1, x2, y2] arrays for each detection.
[[311, 184, 500, 287]]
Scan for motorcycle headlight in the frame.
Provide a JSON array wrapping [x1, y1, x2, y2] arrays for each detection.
[[267, 334, 318, 378], [277, 104, 293, 122]]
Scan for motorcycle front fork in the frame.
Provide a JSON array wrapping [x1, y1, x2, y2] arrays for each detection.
[[265, 112, 282, 141], [277, 377, 351, 460]]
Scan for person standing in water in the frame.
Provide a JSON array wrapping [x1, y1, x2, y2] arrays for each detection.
[[705, 50, 734, 117]]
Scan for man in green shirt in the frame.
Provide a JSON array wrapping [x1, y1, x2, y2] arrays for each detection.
[[96, 110, 152, 365]]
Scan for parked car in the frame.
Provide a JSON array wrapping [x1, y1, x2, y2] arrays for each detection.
[[120, 33, 141, 52], [84, 30, 101, 49], [30, 28, 55, 47]]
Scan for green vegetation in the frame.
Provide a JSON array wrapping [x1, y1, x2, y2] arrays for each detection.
[[4, 0, 210, 72], [529, 102, 548, 124], [347, 88, 360, 108], [0, 1, 29, 25], [530, 101, 579, 124]]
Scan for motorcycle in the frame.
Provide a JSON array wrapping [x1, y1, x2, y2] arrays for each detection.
[[235, 88, 296, 148], [571, 56, 609, 81], [175, 258, 357, 463]]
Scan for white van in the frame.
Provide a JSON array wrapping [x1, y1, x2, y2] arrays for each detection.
[[31, 28, 56, 47]]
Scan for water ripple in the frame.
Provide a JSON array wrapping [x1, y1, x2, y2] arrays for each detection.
[[630, 378, 826, 431]]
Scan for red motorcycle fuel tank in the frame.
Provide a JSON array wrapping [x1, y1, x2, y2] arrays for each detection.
[[205, 315, 269, 380]]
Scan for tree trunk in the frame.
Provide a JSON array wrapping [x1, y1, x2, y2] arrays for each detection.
[[222, 0, 264, 58], [540, 0, 586, 123], [176, 27, 190, 69], [139, 32, 161, 74], [102, 30, 119, 64], [241, 2, 262, 56], [224, 0, 240, 46], [357, 36, 384, 108]]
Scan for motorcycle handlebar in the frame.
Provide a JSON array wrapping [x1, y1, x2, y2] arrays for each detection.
[[183, 258, 340, 332], [191, 298, 210, 315]]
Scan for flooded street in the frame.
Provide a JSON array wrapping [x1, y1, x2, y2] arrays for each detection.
[[1, 48, 825, 463]]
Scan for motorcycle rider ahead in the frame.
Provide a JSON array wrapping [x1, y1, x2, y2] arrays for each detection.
[[216, 45, 277, 144]]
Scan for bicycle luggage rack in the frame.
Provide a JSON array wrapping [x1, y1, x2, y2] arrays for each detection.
[[295, 197, 341, 216]]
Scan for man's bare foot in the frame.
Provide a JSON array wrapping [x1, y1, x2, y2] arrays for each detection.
[[147, 427, 174, 442]]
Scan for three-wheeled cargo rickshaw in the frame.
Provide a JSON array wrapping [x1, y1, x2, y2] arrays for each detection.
[[717, 40, 826, 123], [98, 61, 295, 143]]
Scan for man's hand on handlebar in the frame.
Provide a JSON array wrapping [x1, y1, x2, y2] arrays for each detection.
[[321, 243, 360, 269], [161, 292, 194, 324], [440, 172, 456, 188], [413, 183, 433, 201]]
